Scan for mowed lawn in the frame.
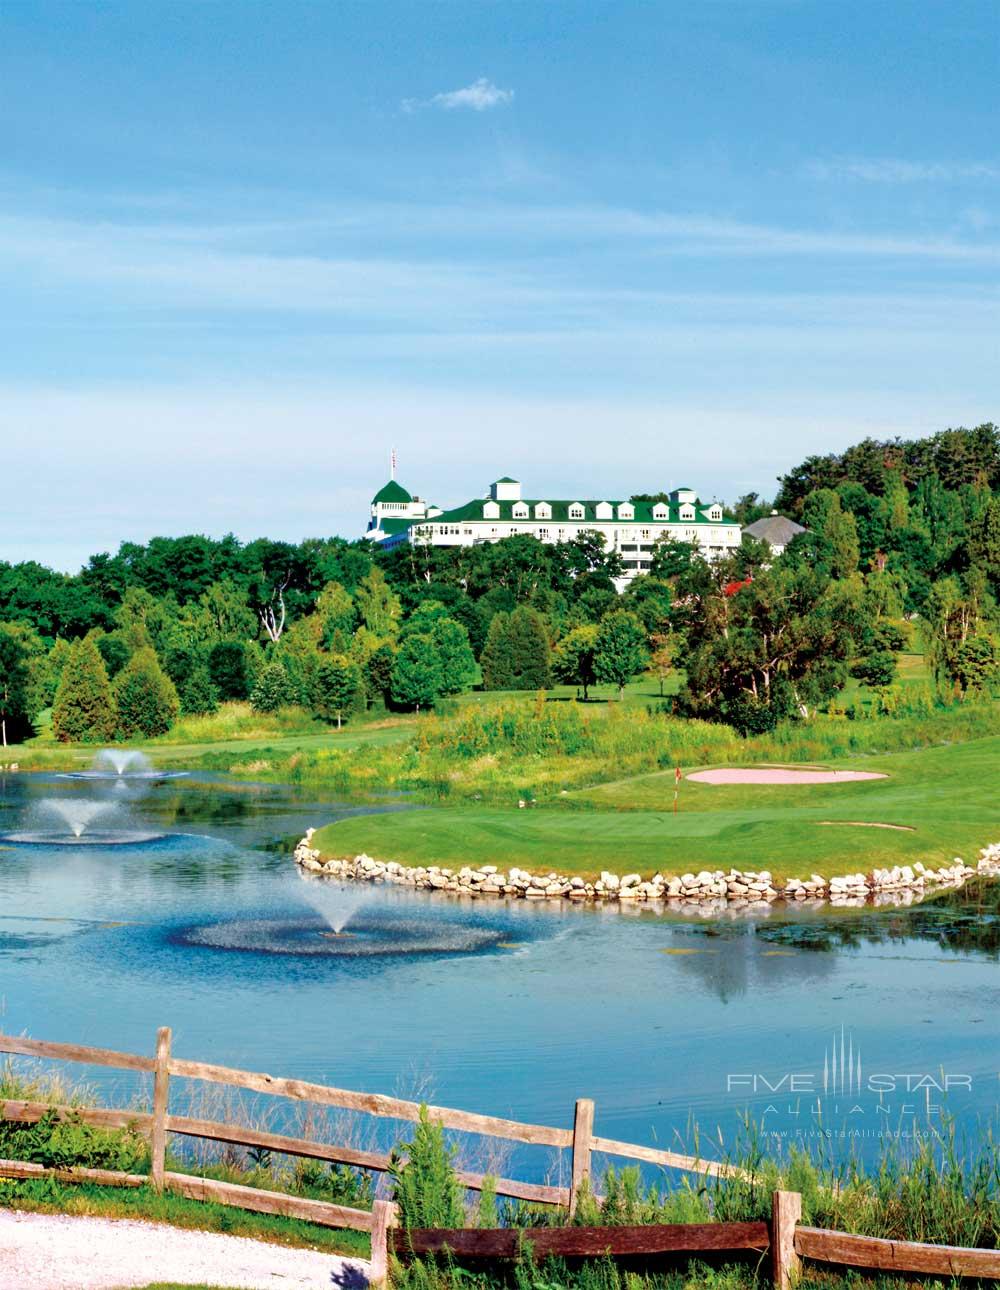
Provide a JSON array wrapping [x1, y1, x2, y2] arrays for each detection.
[[313, 735, 1000, 881]]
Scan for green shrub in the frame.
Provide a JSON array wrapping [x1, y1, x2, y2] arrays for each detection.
[[389, 1106, 464, 1231]]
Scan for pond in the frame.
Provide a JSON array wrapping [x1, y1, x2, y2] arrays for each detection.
[[1, 769, 998, 1178]]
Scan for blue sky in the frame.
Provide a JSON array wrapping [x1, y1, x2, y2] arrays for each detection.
[[1, 0, 997, 570]]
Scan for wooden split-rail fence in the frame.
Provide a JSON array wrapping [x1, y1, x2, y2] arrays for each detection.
[[3, 1028, 1000, 1286]]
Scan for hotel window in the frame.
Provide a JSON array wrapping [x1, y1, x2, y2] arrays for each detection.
[[538, 528, 550, 540], [568, 504, 584, 519]]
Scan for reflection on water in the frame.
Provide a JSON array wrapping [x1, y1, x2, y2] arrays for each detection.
[[2, 770, 999, 1171]]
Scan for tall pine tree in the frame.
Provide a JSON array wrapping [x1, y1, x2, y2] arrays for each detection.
[[52, 636, 118, 743]]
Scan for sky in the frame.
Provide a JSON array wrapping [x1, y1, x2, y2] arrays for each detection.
[[1, 0, 997, 571]]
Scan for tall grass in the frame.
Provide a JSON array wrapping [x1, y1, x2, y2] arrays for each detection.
[[240, 694, 1000, 804]]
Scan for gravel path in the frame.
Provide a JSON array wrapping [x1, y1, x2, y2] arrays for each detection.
[[0, 1208, 371, 1290]]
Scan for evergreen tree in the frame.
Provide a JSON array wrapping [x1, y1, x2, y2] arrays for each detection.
[[593, 610, 648, 699], [94, 631, 131, 680], [390, 634, 443, 710], [507, 606, 551, 688], [480, 607, 551, 690], [313, 653, 364, 724], [250, 661, 296, 713], [479, 612, 514, 690], [431, 617, 477, 695], [180, 663, 219, 716], [113, 646, 180, 737], [52, 636, 118, 743]]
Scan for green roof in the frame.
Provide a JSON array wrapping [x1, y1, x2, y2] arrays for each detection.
[[372, 479, 412, 504], [375, 517, 415, 536], [493, 476, 519, 484], [420, 497, 720, 526]]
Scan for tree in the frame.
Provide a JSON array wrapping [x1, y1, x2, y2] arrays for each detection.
[[593, 611, 648, 699], [953, 634, 1000, 692], [648, 630, 674, 698], [251, 661, 296, 713], [354, 567, 402, 638], [649, 538, 699, 581], [314, 581, 357, 650], [197, 579, 257, 642], [850, 651, 898, 687], [922, 574, 994, 689], [0, 624, 32, 745], [314, 653, 363, 725], [801, 489, 861, 579], [94, 632, 131, 679], [969, 497, 1000, 594], [552, 625, 598, 700], [208, 640, 251, 700], [506, 606, 551, 689], [431, 618, 477, 695], [113, 647, 180, 738], [180, 664, 219, 716], [479, 612, 514, 690], [675, 564, 869, 730], [390, 635, 443, 710], [364, 642, 396, 706], [52, 636, 118, 743]]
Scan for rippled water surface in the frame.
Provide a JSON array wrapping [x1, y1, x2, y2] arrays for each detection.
[[2, 769, 999, 1172]]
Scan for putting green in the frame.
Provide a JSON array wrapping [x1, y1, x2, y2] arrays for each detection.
[[312, 735, 1000, 881]]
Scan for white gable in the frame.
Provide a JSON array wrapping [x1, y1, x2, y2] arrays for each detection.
[[595, 501, 613, 520], [483, 500, 500, 519], [534, 502, 552, 520], [617, 502, 634, 520]]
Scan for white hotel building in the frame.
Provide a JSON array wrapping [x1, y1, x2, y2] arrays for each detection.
[[364, 476, 741, 584]]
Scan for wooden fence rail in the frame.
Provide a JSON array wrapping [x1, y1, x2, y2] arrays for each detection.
[[0, 1024, 737, 1281], [9, 1030, 999, 1287]]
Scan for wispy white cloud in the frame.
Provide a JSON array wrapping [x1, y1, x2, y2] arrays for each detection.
[[402, 77, 513, 114], [808, 157, 1000, 183]]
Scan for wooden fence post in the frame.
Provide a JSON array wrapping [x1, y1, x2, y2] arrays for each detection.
[[150, 1026, 172, 1191], [370, 1198, 394, 1283], [771, 1189, 802, 1290], [569, 1098, 595, 1218]]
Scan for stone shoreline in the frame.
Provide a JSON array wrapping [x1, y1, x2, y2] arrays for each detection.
[[294, 831, 1000, 913]]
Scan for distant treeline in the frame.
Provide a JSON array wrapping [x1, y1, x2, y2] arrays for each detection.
[[0, 422, 997, 744]]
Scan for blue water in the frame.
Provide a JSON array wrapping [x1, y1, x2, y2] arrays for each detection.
[[2, 769, 999, 1179]]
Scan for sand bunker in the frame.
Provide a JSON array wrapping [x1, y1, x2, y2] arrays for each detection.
[[818, 820, 913, 831], [687, 768, 887, 785]]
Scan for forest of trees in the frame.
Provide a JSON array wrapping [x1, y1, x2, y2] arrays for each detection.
[[0, 423, 997, 743]]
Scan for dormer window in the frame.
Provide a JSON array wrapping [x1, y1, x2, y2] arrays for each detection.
[[568, 503, 585, 520], [709, 505, 722, 521], [652, 504, 668, 520], [483, 500, 500, 519], [534, 502, 552, 520], [680, 504, 696, 521], [512, 502, 529, 519], [595, 501, 613, 520], [617, 503, 634, 520]]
